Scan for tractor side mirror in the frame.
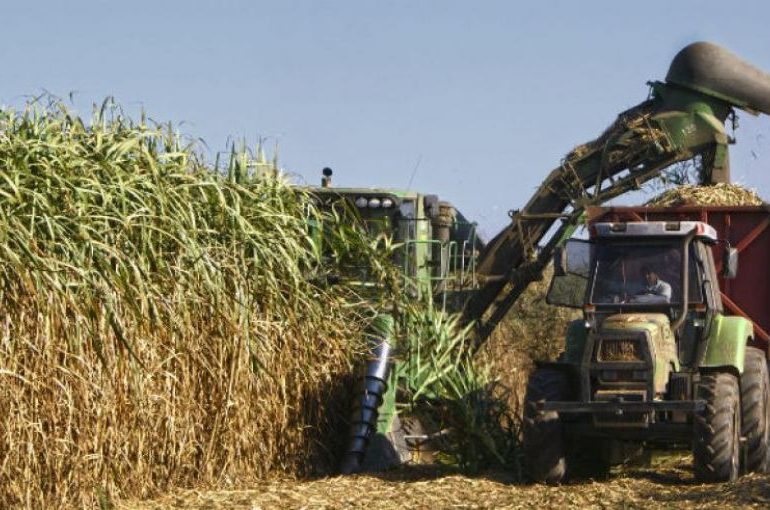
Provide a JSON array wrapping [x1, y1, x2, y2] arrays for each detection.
[[723, 246, 738, 279], [553, 246, 567, 276], [553, 239, 592, 277], [548, 240, 592, 309]]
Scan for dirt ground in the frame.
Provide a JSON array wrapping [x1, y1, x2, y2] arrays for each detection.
[[119, 453, 770, 510]]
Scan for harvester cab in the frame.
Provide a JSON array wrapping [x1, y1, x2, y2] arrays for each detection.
[[525, 219, 763, 483], [308, 168, 480, 307]]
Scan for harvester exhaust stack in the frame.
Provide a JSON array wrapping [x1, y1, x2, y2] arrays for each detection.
[[321, 167, 333, 188]]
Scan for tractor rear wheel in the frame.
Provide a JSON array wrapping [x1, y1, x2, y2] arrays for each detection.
[[523, 368, 569, 484], [741, 347, 770, 473], [693, 371, 741, 482]]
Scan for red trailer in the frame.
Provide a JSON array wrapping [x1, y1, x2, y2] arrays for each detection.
[[588, 205, 770, 351]]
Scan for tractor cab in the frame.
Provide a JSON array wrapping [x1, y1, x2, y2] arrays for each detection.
[[548, 221, 734, 347], [548, 221, 738, 398]]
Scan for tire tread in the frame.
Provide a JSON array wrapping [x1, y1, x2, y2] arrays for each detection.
[[741, 347, 770, 473], [523, 368, 569, 484], [693, 371, 741, 482]]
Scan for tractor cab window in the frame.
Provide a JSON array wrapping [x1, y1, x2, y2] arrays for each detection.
[[590, 242, 703, 305]]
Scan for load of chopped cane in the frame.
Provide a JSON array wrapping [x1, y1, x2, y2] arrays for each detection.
[[647, 182, 764, 206]]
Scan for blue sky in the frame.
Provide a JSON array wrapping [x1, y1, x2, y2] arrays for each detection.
[[2, 1, 769, 237]]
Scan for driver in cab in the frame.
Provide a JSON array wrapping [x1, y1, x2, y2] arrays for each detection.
[[631, 265, 672, 304]]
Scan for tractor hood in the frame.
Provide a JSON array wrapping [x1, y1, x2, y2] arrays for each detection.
[[601, 313, 672, 336], [598, 313, 679, 394]]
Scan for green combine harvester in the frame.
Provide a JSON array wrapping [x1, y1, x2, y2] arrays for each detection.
[[306, 171, 482, 472], [308, 42, 770, 481]]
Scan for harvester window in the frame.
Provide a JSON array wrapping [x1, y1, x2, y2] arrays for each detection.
[[362, 217, 391, 237], [396, 200, 416, 240]]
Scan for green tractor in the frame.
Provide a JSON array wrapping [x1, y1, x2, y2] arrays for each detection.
[[527, 215, 768, 482], [511, 41, 770, 483]]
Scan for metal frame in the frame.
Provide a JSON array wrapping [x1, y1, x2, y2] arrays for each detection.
[[536, 400, 705, 414]]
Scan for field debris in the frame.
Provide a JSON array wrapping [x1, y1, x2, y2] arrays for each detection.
[[119, 455, 770, 510], [647, 183, 764, 206]]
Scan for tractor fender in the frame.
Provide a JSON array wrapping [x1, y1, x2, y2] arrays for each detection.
[[701, 314, 753, 374]]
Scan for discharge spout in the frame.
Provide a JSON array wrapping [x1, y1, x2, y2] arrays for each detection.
[[666, 41, 770, 115]]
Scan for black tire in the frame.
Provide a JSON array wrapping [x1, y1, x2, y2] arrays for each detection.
[[693, 371, 741, 482], [567, 438, 611, 480], [741, 347, 770, 473], [361, 414, 411, 472], [523, 368, 569, 484]]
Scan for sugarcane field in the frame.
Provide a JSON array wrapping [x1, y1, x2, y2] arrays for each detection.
[[3, 3, 770, 509]]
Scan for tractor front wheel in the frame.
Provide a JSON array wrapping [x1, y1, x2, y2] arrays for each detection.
[[693, 371, 741, 482], [523, 368, 569, 484]]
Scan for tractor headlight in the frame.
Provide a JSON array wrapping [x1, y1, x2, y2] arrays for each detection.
[[381, 198, 394, 208], [368, 198, 381, 208], [355, 197, 368, 208]]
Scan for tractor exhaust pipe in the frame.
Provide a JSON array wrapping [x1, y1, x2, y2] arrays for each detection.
[[339, 315, 395, 474], [672, 229, 696, 334]]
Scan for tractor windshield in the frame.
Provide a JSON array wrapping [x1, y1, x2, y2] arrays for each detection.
[[590, 242, 702, 305]]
